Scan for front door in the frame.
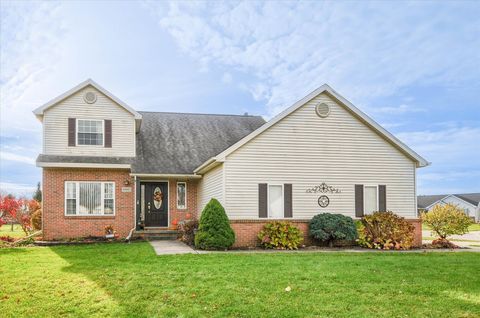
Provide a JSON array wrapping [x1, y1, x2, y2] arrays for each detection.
[[144, 182, 169, 227]]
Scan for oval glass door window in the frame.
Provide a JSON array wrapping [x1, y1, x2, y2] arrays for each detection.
[[153, 187, 163, 209]]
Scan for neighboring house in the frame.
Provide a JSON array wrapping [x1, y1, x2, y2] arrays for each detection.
[[418, 193, 480, 222], [34, 79, 429, 247]]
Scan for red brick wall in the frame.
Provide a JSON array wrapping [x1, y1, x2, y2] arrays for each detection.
[[42, 168, 135, 240], [168, 179, 198, 228], [230, 219, 423, 248]]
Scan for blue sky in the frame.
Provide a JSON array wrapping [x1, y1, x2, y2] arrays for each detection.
[[1, 1, 479, 196]]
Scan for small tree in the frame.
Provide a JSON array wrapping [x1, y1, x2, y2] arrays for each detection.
[[0, 194, 21, 230], [195, 198, 235, 250], [422, 203, 472, 244], [309, 213, 358, 247], [33, 182, 42, 202]]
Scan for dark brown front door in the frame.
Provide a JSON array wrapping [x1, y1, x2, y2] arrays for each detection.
[[144, 182, 168, 227]]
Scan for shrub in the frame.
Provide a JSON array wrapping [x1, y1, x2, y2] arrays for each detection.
[[358, 211, 415, 250], [0, 235, 15, 243], [31, 209, 42, 231], [194, 199, 235, 250], [178, 219, 199, 246], [421, 203, 472, 243], [309, 213, 357, 247], [258, 221, 303, 250]]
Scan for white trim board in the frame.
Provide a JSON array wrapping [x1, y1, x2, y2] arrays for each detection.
[[194, 84, 429, 174]]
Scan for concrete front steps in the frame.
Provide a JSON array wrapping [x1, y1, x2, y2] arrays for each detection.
[[134, 228, 179, 241]]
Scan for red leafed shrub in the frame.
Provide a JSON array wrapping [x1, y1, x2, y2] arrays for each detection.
[[0, 235, 15, 242], [178, 220, 199, 246]]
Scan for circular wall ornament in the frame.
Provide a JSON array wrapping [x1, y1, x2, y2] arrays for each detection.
[[315, 102, 330, 118], [84, 91, 97, 104], [318, 195, 330, 208]]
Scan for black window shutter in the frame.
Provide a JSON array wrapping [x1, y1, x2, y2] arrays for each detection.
[[68, 118, 76, 146], [379, 185, 386, 212], [258, 184, 268, 218], [355, 184, 364, 217], [104, 120, 112, 148], [284, 184, 292, 218]]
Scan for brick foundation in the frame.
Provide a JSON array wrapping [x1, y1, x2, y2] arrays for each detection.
[[230, 218, 423, 248], [42, 168, 135, 240]]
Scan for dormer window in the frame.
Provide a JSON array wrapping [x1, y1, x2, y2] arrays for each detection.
[[77, 119, 104, 146]]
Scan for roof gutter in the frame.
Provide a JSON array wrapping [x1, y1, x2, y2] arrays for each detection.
[[130, 173, 202, 179], [193, 157, 220, 175], [37, 162, 131, 169]]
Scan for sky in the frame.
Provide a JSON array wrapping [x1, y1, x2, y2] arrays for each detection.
[[0, 0, 479, 197]]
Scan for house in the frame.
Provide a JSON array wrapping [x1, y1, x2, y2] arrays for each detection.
[[34, 79, 429, 247], [418, 193, 480, 222]]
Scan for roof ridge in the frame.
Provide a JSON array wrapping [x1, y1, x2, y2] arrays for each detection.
[[138, 110, 263, 118]]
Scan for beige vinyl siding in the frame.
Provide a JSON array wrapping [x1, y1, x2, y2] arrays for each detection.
[[43, 85, 135, 157], [224, 92, 417, 219], [197, 164, 224, 215]]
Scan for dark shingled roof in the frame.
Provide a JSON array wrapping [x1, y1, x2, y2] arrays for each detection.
[[417, 193, 480, 209], [37, 154, 134, 165], [131, 112, 266, 174]]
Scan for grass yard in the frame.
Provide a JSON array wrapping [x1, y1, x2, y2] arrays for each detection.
[[1, 243, 479, 318], [0, 224, 26, 238]]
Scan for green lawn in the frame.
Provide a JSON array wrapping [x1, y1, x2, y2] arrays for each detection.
[[422, 223, 480, 231], [0, 224, 26, 238], [1, 243, 479, 318]]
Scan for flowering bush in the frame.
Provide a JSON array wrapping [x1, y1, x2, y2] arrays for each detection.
[[258, 221, 303, 250], [358, 211, 415, 250]]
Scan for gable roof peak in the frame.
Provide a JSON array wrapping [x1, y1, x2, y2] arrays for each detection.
[[195, 83, 429, 172], [32, 78, 142, 121]]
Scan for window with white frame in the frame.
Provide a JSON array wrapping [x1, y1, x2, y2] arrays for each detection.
[[77, 119, 103, 145], [65, 181, 115, 215], [177, 182, 186, 209], [364, 185, 378, 214], [268, 184, 283, 218]]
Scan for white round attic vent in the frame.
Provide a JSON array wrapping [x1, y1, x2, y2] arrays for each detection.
[[84, 91, 97, 104], [315, 102, 330, 118]]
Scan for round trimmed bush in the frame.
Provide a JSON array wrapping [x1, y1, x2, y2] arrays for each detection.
[[194, 198, 235, 250], [309, 213, 358, 247]]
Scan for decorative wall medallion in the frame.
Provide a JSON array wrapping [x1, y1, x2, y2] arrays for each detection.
[[318, 195, 330, 208], [306, 183, 341, 194], [153, 187, 163, 209]]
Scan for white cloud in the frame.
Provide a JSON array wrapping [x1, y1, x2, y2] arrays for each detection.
[[0, 182, 36, 195], [372, 104, 426, 115], [0, 151, 35, 165], [148, 1, 480, 117], [0, 1, 66, 134]]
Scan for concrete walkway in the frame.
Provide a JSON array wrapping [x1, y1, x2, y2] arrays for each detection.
[[149, 240, 200, 255]]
